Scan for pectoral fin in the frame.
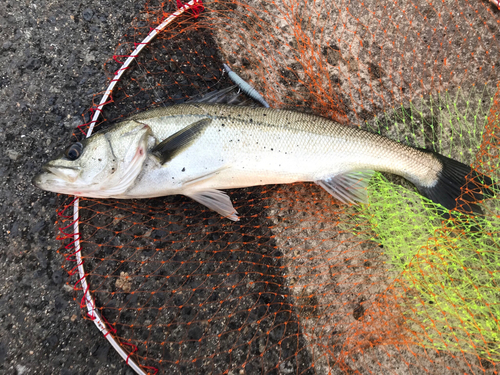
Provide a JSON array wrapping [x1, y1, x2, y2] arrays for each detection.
[[185, 189, 239, 221], [151, 118, 212, 164], [316, 170, 375, 204]]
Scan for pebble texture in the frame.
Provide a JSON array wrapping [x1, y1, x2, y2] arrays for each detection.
[[2, 0, 500, 374], [0, 0, 145, 373]]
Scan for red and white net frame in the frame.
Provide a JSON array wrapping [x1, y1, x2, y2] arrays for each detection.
[[53, 0, 500, 373], [61, 2, 204, 374]]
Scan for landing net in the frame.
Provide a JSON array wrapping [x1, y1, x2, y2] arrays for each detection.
[[56, 0, 500, 373]]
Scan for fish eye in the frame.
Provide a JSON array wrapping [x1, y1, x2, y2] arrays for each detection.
[[65, 142, 83, 160]]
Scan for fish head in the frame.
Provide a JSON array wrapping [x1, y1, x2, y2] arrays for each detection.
[[33, 121, 153, 198]]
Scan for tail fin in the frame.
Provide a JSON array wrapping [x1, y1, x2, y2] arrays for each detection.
[[416, 151, 496, 216]]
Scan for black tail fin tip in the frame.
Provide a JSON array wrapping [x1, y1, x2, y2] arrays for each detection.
[[417, 151, 496, 216]]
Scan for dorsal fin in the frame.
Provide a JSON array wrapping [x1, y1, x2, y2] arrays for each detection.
[[186, 85, 240, 104], [187, 63, 270, 108], [186, 85, 263, 107]]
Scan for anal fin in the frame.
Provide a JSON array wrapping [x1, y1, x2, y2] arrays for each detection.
[[185, 189, 239, 221], [316, 171, 375, 204]]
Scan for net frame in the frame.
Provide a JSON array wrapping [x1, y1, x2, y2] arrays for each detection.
[[52, 1, 500, 374], [66, 2, 204, 374]]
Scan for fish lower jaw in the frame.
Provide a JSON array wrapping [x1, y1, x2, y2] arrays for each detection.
[[112, 189, 184, 200]]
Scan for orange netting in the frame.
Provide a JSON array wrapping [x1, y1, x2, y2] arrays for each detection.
[[55, 0, 500, 373]]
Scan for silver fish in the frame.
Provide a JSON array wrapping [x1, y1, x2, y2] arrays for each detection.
[[33, 103, 492, 220]]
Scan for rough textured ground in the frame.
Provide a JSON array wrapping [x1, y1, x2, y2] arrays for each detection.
[[0, 0, 145, 373], [1, 0, 499, 374]]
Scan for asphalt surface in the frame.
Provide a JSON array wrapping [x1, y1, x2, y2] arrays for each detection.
[[2, 1, 500, 374], [1, 0, 146, 373], [1, 2, 303, 374]]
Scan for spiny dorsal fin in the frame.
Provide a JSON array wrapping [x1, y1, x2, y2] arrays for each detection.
[[186, 85, 264, 107], [186, 85, 240, 104], [151, 118, 212, 165]]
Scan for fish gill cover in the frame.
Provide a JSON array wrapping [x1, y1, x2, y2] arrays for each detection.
[[55, 0, 500, 374]]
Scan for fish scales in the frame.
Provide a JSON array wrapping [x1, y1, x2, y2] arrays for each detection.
[[126, 104, 438, 194], [34, 103, 495, 220]]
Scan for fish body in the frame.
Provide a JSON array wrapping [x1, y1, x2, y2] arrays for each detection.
[[33, 103, 491, 220], [120, 104, 436, 194]]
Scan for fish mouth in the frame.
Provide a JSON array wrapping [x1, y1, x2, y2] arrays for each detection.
[[42, 164, 81, 178], [33, 164, 81, 192], [32, 170, 63, 192], [32, 173, 45, 189]]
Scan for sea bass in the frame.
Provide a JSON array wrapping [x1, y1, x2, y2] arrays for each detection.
[[33, 104, 493, 220]]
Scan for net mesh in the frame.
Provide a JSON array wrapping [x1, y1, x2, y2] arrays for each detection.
[[56, 0, 500, 373]]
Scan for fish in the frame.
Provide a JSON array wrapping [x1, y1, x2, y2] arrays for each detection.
[[33, 103, 495, 221]]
